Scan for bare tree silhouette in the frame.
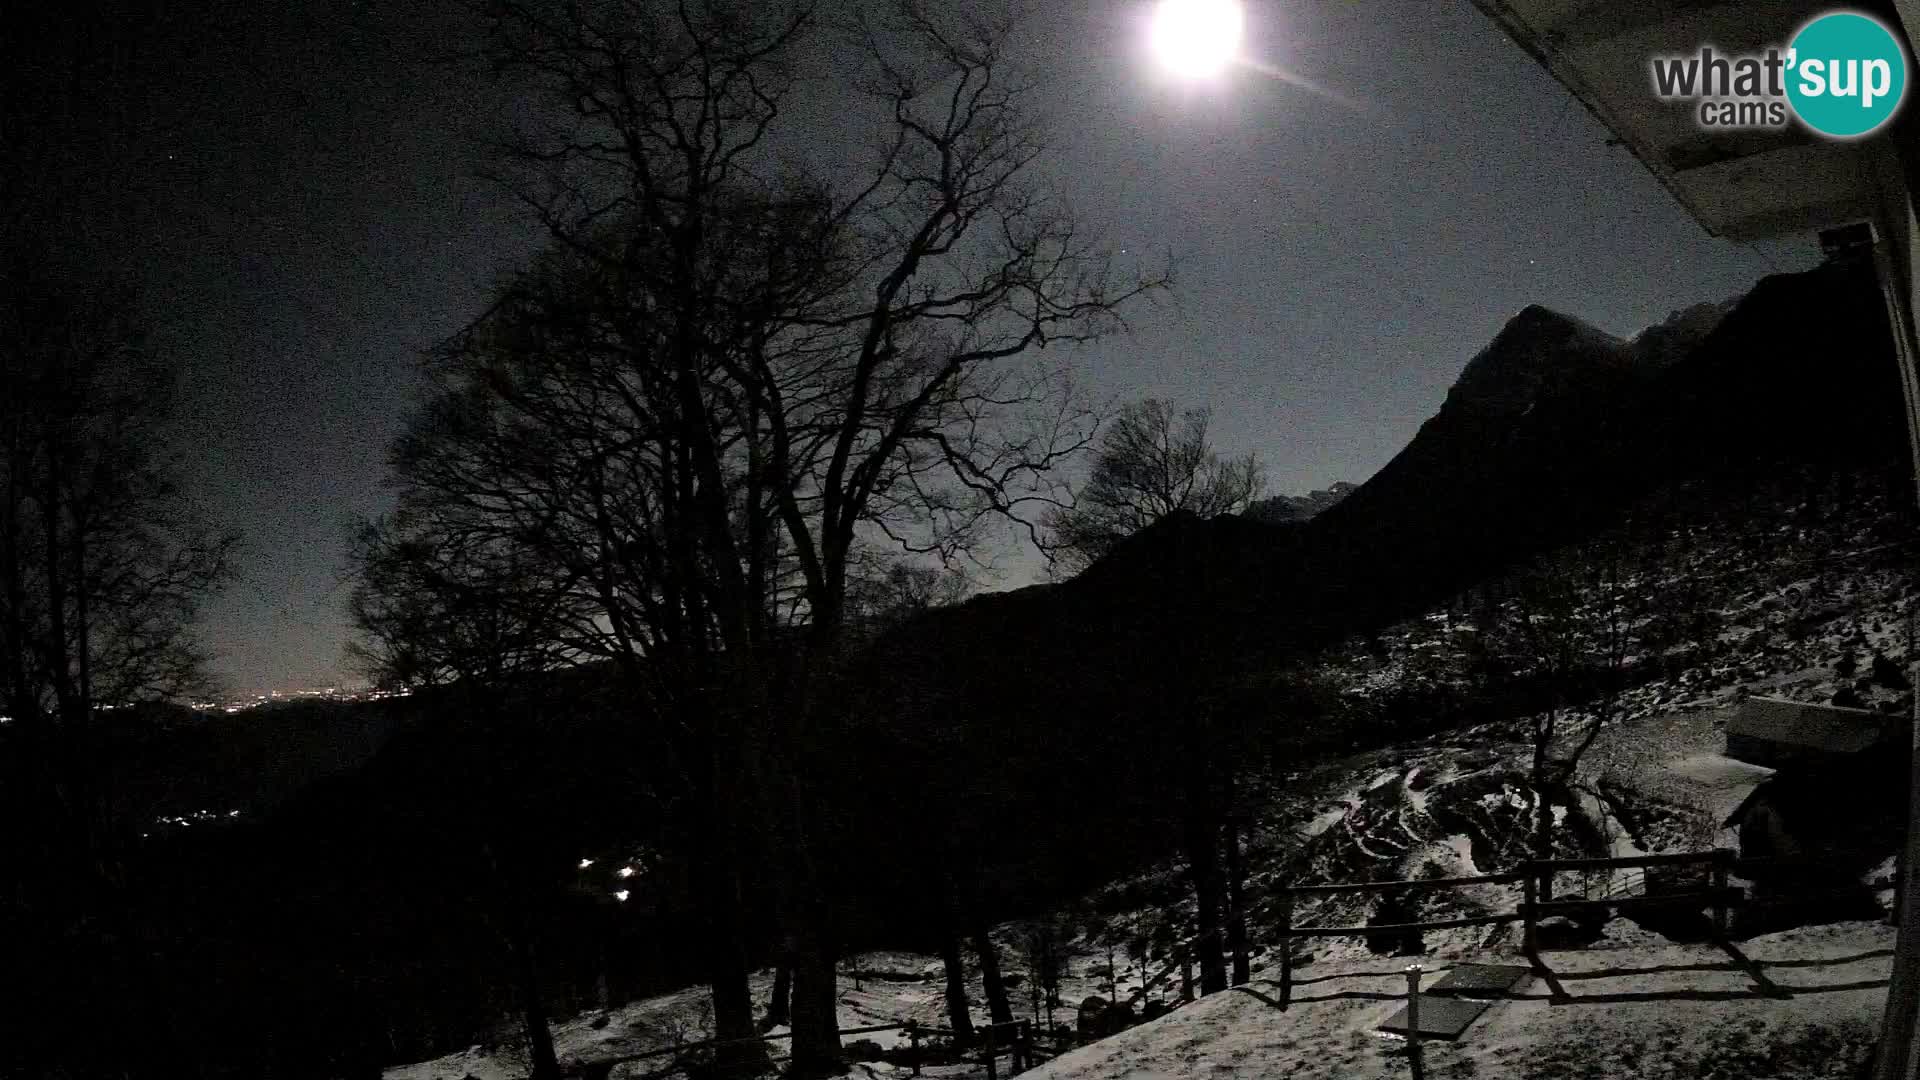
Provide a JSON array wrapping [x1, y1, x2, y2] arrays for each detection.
[[1043, 399, 1264, 574], [0, 249, 237, 1079], [360, 1, 1168, 1072]]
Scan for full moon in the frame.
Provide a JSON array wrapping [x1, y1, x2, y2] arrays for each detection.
[[1149, 0, 1245, 79]]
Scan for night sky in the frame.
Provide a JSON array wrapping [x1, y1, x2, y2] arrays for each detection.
[[23, 1, 1819, 696]]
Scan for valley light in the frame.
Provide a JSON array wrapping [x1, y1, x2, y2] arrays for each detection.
[[616, 865, 635, 878], [613, 889, 630, 902], [577, 858, 595, 870], [1149, 0, 1244, 79]]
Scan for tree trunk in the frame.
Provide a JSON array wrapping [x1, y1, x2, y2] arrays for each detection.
[[765, 960, 791, 1031], [769, 752, 841, 1077], [697, 844, 767, 1075], [510, 923, 561, 1080], [710, 956, 761, 1074], [1184, 804, 1228, 995], [1532, 720, 1555, 903], [1535, 787, 1555, 903], [1224, 818, 1250, 987], [941, 933, 976, 1043], [787, 922, 842, 1079], [1029, 952, 1043, 1026], [696, 675, 773, 1077], [975, 929, 1014, 1027], [1528, 772, 1559, 899]]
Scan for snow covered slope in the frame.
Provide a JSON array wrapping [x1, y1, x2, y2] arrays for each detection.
[[1024, 921, 1890, 1080]]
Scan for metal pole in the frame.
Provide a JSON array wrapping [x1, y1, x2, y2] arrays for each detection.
[[1866, 162, 1920, 1080]]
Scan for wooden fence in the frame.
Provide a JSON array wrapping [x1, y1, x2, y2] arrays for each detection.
[[1276, 849, 1739, 1008], [566, 848, 1747, 1073]]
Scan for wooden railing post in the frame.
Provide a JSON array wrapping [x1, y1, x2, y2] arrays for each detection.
[[907, 1020, 920, 1078], [1522, 865, 1538, 955], [1404, 963, 1425, 1075], [1278, 888, 1294, 1010], [984, 1019, 997, 1080], [1712, 848, 1731, 940]]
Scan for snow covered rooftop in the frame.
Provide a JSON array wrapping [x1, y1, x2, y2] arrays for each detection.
[[1727, 695, 1893, 758], [1661, 752, 1777, 827]]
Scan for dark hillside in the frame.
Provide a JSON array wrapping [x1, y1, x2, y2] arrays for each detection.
[[836, 257, 1908, 937]]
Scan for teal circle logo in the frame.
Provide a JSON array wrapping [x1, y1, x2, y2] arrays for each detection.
[[1786, 11, 1908, 138]]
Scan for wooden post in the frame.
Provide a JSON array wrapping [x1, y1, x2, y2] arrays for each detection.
[[907, 1020, 920, 1078], [984, 1019, 998, 1080], [1522, 867, 1539, 955], [1404, 963, 1425, 1079], [1278, 888, 1294, 1010], [1712, 849, 1731, 941]]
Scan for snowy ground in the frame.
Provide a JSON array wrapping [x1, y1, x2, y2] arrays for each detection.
[[1024, 921, 1894, 1080], [392, 919, 1896, 1080], [384, 940, 1153, 1080]]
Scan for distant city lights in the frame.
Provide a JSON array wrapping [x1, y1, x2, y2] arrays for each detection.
[[578, 858, 595, 870], [616, 865, 635, 878], [149, 807, 244, 832], [189, 684, 412, 715], [613, 890, 630, 902]]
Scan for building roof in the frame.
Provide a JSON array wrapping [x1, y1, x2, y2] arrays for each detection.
[[1471, 0, 1893, 240], [1661, 752, 1776, 826], [1727, 695, 1891, 755]]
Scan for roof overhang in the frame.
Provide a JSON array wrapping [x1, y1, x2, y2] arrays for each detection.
[[1472, 0, 1904, 241]]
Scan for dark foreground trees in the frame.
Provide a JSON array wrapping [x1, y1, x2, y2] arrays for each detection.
[[349, 517, 578, 1079], [354, 1, 1164, 1073], [0, 250, 237, 1078]]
